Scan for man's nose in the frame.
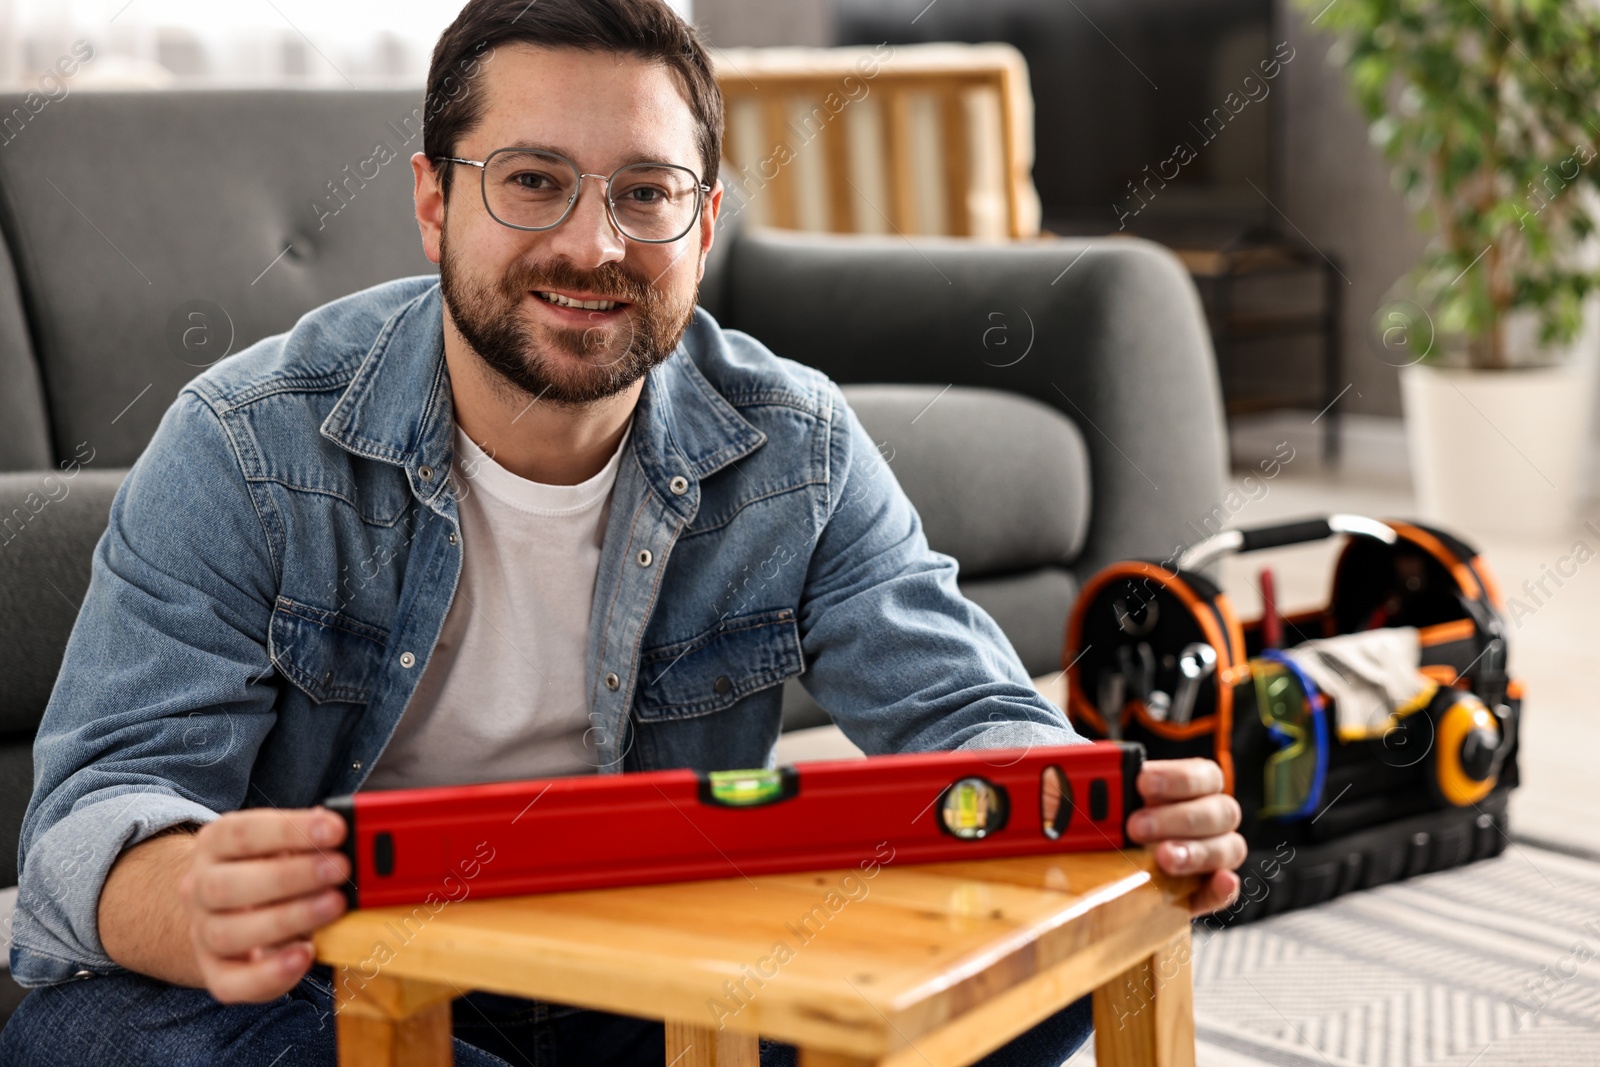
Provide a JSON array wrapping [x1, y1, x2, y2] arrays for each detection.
[[543, 176, 628, 268]]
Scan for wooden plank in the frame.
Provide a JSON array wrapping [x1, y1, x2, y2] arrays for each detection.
[[882, 88, 917, 235], [666, 1021, 761, 1066], [1092, 928, 1197, 1067], [720, 99, 742, 194], [761, 96, 798, 229], [714, 74, 996, 98], [939, 88, 970, 237], [333, 969, 455, 1067], [993, 67, 1027, 239], [820, 86, 855, 233]]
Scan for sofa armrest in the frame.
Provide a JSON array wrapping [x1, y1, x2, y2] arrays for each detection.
[[712, 229, 1229, 580], [0, 470, 126, 740]]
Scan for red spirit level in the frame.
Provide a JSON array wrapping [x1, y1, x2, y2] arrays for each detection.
[[324, 742, 1144, 909]]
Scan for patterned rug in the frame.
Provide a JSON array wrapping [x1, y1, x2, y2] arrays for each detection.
[[1067, 839, 1600, 1067]]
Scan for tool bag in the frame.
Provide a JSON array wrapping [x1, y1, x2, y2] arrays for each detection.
[[1061, 514, 1522, 924]]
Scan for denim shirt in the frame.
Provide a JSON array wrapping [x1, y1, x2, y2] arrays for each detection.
[[10, 276, 1082, 987]]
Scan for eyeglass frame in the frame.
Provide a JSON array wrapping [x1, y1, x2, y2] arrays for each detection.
[[434, 147, 712, 244]]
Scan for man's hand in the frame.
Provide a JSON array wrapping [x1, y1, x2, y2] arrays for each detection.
[[174, 808, 351, 1003], [1125, 758, 1247, 916]]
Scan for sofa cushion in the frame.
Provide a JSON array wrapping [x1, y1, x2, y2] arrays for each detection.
[[840, 383, 1090, 574]]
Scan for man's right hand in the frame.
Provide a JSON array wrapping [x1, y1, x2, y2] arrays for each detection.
[[174, 807, 351, 1003]]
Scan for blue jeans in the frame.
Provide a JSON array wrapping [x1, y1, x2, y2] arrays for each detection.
[[0, 962, 1092, 1066]]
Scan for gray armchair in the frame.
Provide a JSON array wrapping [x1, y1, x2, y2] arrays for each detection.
[[0, 89, 1226, 1024]]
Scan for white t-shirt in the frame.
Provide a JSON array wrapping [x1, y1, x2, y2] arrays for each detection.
[[360, 421, 632, 791]]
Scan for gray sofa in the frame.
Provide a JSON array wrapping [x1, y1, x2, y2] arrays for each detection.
[[0, 89, 1227, 1024]]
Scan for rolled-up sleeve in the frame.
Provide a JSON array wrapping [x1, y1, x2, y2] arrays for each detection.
[[795, 382, 1086, 757], [9, 390, 282, 987]]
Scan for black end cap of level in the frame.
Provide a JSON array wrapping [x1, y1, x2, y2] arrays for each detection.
[[321, 794, 360, 910], [1119, 742, 1147, 846]]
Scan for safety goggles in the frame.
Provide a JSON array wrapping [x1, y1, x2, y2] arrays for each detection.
[[1252, 650, 1328, 819]]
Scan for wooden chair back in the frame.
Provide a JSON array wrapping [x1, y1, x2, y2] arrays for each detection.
[[711, 42, 1042, 239]]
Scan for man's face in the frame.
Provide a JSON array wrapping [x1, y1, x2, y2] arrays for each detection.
[[428, 44, 719, 407]]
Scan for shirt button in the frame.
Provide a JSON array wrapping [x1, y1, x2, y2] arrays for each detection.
[[448, 530, 459, 545], [669, 475, 689, 495], [605, 672, 620, 690], [714, 675, 732, 695], [352, 760, 362, 771], [637, 549, 653, 567], [399, 651, 416, 668], [418, 465, 434, 481], [72, 969, 93, 980]]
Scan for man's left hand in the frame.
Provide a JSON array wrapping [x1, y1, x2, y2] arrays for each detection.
[[1125, 757, 1247, 916]]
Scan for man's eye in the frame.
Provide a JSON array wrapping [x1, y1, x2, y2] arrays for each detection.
[[620, 185, 667, 204], [510, 172, 558, 190]]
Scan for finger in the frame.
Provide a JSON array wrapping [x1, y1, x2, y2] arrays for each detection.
[[194, 889, 347, 959], [197, 808, 345, 862], [1137, 758, 1225, 803], [1127, 793, 1241, 842], [202, 938, 317, 1005], [1152, 832, 1248, 878], [191, 852, 349, 912], [1188, 870, 1241, 917]]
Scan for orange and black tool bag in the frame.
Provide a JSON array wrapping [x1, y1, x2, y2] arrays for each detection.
[[1062, 514, 1521, 923]]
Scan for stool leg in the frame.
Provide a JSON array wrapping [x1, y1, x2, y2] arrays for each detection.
[[333, 967, 457, 1067], [796, 1053, 876, 1066], [664, 1022, 761, 1066], [1092, 927, 1196, 1067]]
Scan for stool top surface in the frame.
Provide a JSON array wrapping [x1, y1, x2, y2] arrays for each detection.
[[315, 847, 1193, 1060]]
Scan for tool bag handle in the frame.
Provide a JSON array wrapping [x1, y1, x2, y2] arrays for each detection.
[[1176, 514, 1398, 571]]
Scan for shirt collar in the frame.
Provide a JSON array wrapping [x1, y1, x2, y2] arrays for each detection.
[[320, 279, 767, 523]]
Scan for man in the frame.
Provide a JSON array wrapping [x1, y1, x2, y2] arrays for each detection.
[[1, 1, 1245, 1063]]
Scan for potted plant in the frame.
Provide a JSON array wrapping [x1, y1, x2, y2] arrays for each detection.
[[1303, 0, 1600, 536]]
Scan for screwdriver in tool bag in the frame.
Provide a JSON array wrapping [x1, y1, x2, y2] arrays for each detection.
[[1260, 566, 1282, 650]]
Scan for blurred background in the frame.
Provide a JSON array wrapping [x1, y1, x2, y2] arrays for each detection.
[[7, 0, 1592, 498], [2, 3, 1599, 1062]]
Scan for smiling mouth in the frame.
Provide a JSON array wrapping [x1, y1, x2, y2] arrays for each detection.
[[534, 290, 628, 312]]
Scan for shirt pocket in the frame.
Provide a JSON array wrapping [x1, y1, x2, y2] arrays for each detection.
[[634, 607, 804, 722], [268, 595, 389, 705]]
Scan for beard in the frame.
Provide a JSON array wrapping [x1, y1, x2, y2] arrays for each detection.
[[437, 225, 699, 407]]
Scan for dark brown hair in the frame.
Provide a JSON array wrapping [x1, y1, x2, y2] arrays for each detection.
[[423, 0, 723, 201]]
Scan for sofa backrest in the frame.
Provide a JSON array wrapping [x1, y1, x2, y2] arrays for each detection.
[[0, 89, 437, 471]]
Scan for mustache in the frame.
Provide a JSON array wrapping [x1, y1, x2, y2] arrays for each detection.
[[499, 258, 655, 307]]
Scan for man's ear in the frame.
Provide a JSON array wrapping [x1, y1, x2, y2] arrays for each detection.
[[412, 152, 446, 266], [695, 179, 723, 286]]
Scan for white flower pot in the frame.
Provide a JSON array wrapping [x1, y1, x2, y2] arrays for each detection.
[[1400, 360, 1594, 538]]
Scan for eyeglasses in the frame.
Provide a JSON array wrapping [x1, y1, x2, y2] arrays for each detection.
[[436, 148, 711, 244]]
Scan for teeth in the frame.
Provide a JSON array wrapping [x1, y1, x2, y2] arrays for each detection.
[[538, 291, 619, 311]]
